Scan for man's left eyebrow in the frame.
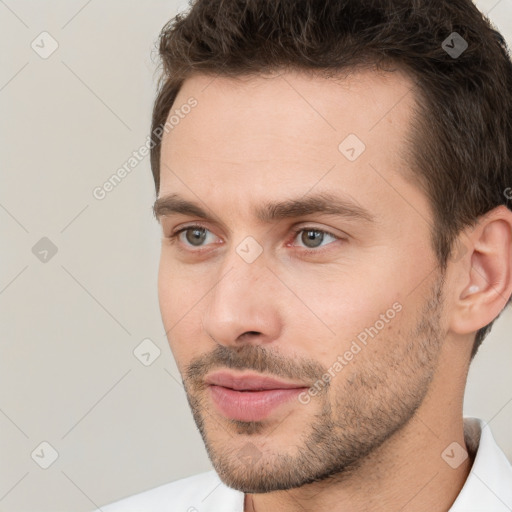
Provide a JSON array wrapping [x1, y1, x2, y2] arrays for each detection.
[[152, 192, 376, 224], [255, 192, 375, 224]]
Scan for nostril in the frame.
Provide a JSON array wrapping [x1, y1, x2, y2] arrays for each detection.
[[237, 331, 261, 342]]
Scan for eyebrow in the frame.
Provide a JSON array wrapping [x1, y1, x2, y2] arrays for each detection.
[[152, 191, 375, 225]]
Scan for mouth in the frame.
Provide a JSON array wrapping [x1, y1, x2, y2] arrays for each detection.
[[204, 371, 310, 422]]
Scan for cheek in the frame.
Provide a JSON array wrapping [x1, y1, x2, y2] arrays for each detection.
[[157, 259, 176, 324], [279, 262, 412, 368], [158, 260, 200, 362], [166, 320, 200, 374], [285, 266, 401, 331], [158, 254, 229, 369], [157, 253, 199, 321]]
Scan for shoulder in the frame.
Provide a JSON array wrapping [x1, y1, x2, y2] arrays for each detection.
[[98, 470, 244, 512]]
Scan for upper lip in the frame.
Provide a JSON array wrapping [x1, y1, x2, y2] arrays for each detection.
[[205, 371, 308, 391]]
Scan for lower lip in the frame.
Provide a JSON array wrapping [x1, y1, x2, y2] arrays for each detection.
[[209, 385, 306, 422]]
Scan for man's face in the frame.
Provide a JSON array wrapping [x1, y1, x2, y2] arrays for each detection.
[[156, 69, 448, 492]]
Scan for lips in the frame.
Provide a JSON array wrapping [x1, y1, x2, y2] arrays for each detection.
[[205, 372, 307, 391], [205, 371, 309, 422]]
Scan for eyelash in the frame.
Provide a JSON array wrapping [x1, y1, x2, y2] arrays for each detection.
[[165, 224, 343, 255]]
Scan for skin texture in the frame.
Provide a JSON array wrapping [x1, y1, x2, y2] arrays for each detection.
[[156, 69, 512, 511]]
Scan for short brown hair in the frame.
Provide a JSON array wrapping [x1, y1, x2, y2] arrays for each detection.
[[150, 0, 512, 359]]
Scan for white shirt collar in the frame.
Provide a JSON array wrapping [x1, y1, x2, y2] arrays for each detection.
[[449, 417, 512, 511]]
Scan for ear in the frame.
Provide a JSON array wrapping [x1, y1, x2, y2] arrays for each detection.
[[449, 205, 512, 336]]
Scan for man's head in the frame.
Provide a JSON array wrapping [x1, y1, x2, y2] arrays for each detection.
[[151, 0, 512, 494]]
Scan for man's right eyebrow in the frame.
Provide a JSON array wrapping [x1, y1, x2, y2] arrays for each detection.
[[153, 194, 214, 222]]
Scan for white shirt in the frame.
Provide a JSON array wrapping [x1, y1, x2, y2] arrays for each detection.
[[99, 418, 512, 512]]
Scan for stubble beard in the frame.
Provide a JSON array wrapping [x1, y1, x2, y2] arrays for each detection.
[[181, 273, 446, 493]]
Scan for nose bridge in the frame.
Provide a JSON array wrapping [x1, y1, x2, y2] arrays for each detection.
[[202, 242, 281, 344]]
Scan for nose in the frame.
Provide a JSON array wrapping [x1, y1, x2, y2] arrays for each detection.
[[201, 249, 283, 348]]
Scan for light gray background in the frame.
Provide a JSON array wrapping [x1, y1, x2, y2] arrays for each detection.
[[0, 1, 511, 510]]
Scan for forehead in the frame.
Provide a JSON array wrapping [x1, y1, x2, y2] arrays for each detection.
[[158, 67, 429, 230], [162, 67, 416, 168], [168, 66, 416, 140]]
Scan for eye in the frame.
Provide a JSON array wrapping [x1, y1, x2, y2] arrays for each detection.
[[165, 224, 342, 253], [291, 227, 340, 251], [168, 225, 218, 248]]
